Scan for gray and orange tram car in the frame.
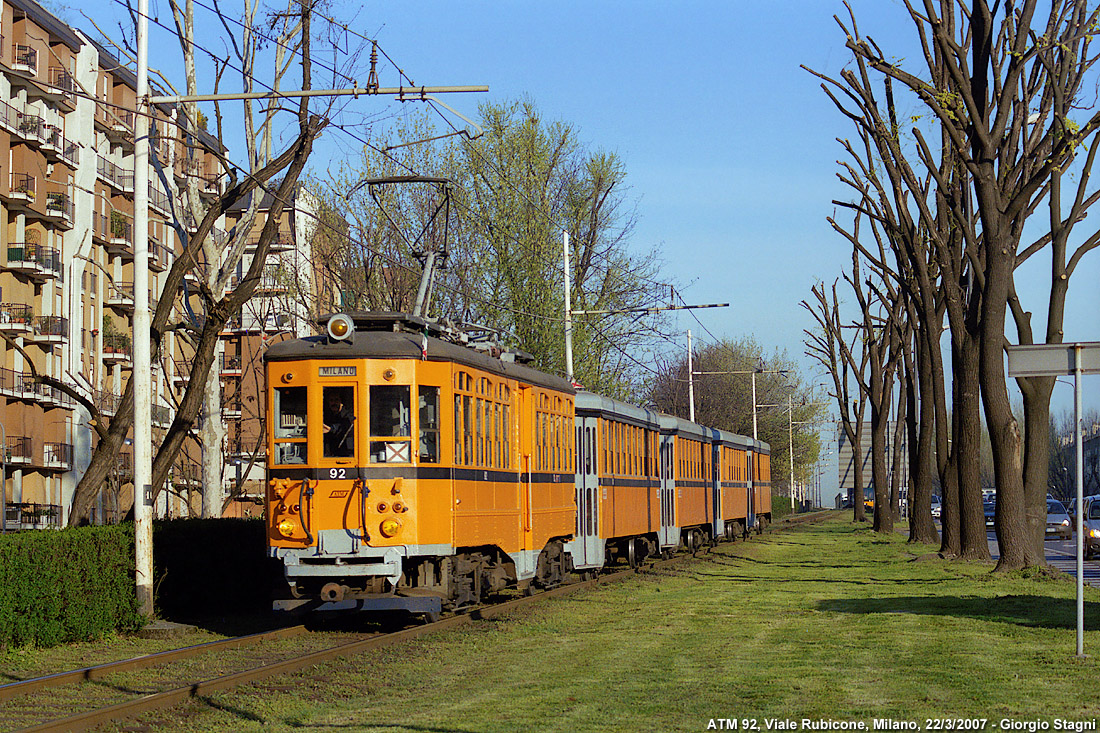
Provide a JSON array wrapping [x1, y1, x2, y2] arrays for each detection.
[[264, 311, 771, 617]]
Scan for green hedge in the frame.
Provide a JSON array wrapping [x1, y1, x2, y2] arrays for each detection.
[[0, 524, 142, 648], [772, 495, 793, 520], [0, 518, 276, 649]]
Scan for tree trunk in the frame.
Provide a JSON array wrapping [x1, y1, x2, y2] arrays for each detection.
[[980, 253, 1038, 570], [870, 381, 893, 534], [908, 340, 939, 544], [852, 433, 867, 523], [1020, 377, 1055, 560], [953, 333, 990, 561], [890, 386, 905, 521]]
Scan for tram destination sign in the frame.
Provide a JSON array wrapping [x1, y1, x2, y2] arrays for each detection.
[[318, 366, 357, 377], [1005, 342, 1100, 377]]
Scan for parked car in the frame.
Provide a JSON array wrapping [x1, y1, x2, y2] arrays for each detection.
[[1067, 495, 1100, 525], [1046, 499, 1072, 541], [930, 496, 942, 519], [984, 500, 996, 528], [1082, 497, 1100, 560]]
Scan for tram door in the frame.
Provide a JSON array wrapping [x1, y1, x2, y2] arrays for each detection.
[[658, 434, 678, 548], [746, 451, 756, 531], [711, 440, 723, 540], [567, 415, 604, 569]]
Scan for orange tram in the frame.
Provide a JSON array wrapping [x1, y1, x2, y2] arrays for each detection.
[[265, 312, 771, 617]]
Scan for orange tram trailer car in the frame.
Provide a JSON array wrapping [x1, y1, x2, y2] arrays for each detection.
[[265, 313, 771, 617]]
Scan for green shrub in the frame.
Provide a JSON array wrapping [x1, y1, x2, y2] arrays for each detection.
[[0, 525, 142, 648], [772, 494, 793, 520]]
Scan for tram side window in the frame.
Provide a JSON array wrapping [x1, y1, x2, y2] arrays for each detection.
[[274, 386, 306, 464], [419, 386, 440, 463], [370, 385, 411, 463]]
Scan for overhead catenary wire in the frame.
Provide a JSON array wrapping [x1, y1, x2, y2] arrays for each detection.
[[96, 1, 691, 373]]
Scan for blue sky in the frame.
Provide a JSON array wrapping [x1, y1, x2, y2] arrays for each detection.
[[83, 0, 1100, 436]]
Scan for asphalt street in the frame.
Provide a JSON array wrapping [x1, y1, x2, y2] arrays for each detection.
[[988, 530, 1100, 586]]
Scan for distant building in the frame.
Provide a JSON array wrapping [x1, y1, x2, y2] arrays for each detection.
[[836, 421, 909, 506], [1061, 426, 1100, 498]]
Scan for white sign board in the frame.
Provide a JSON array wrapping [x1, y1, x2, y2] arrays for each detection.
[[1006, 342, 1100, 377]]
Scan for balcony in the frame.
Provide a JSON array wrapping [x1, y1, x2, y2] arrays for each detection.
[[148, 183, 170, 215], [6, 172, 35, 206], [116, 452, 134, 476], [222, 385, 242, 415], [172, 464, 201, 487], [38, 123, 60, 155], [7, 243, 62, 281], [0, 372, 69, 406], [43, 190, 73, 228], [38, 125, 78, 167], [6, 503, 63, 530], [5, 435, 32, 465], [0, 303, 33, 334], [43, 441, 73, 470], [171, 359, 189, 385], [106, 281, 135, 311], [95, 389, 122, 416], [10, 371, 68, 407], [27, 315, 68, 345], [96, 155, 134, 193], [222, 353, 243, 376], [103, 332, 132, 364], [0, 99, 18, 134], [44, 68, 76, 110], [12, 111, 44, 145], [11, 44, 37, 77], [106, 109, 135, 147], [107, 218, 134, 258], [247, 233, 294, 253], [152, 403, 172, 427], [149, 241, 171, 272], [91, 211, 110, 244]]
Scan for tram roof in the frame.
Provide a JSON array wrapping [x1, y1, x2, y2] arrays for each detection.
[[575, 391, 660, 428], [265, 317, 574, 394]]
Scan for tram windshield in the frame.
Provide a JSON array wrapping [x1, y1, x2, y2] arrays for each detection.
[[322, 386, 356, 458], [370, 385, 411, 463]]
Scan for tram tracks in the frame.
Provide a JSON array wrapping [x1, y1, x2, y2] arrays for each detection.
[[3, 511, 833, 732]]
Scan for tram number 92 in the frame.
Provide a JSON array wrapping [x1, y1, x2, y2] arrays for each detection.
[[328, 468, 347, 479]]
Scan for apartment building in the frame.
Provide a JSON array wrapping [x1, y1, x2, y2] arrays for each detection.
[[0, 0, 267, 527], [211, 185, 321, 517]]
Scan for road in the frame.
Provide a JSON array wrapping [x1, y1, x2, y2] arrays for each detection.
[[987, 529, 1100, 586]]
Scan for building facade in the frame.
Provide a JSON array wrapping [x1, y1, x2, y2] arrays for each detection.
[[0, 0, 314, 527]]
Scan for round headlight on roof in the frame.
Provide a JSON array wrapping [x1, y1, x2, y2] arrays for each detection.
[[327, 313, 354, 341]]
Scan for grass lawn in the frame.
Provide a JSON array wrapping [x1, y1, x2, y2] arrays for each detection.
[[105, 518, 1100, 731]]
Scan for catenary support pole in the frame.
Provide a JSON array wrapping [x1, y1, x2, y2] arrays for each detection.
[[134, 0, 153, 618], [687, 331, 695, 423], [563, 231, 573, 384]]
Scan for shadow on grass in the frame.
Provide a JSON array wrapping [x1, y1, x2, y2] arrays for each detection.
[[818, 594, 1100, 630]]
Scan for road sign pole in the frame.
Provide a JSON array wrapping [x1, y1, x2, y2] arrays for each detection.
[[1006, 341, 1100, 658], [1074, 346, 1085, 658]]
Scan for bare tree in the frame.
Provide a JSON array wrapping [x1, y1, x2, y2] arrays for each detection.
[[69, 0, 329, 524]]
